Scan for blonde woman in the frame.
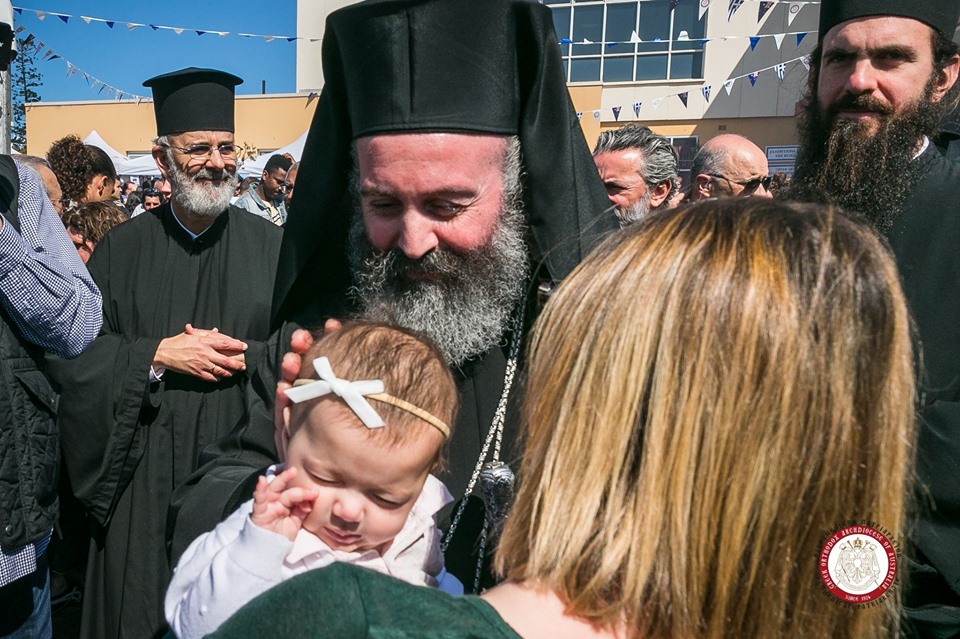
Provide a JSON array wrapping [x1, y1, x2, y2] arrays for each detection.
[[207, 199, 915, 639]]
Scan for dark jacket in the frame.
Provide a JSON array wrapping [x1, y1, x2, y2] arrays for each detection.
[[0, 154, 60, 550]]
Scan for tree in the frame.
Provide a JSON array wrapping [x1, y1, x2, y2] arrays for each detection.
[[11, 36, 43, 152]]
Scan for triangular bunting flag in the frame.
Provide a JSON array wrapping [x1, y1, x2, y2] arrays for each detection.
[[701, 86, 712, 103], [306, 92, 319, 106], [196, 30, 206, 36], [36, 11, 46, 20], [81, 16, 92, 24], [758, 1, 774, 20], [633, 102, 642, 117], [14, 25, 23, 34], [105, 21, 115, 28], [775, 63, 786, 80], [678, 92, 689, 108], [49, 54, 60, 61], [581, 38, 593, 44], [670, 0, 681, 11], [560, 38, 572, 44], [592, 110, 601, 120], [612, 106, 622, 121], [264, 36, 276, 42], [773, 34, 785, 49], [652, 98, 663, 110], [723, 78, 735, 95], [699, 0, 710, 21], [98, 84, 107, 95], [42, 49, 55, 61], [576, 112, 583, 121], [57, 14, 69, 24], [748, 71, 759, 86], [287, 37, 297, 42], [173, 28, 184, 35], [22, 34, 34, 46], [727, 0, 744, 21], [801, 55, 811, 70], [150, 25, 160, 31], [796, 32, 807, 47], [749, 36, 760, 51], [127, 23, 142, 31], [787, 2, 802, 26], [136, 98, 143, 106], [13, 7, 21, 15]]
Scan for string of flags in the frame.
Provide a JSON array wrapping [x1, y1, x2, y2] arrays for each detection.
[[576, 54, 809, 122], [12, 6, 321, 44], [14, 26, 150, 100], [11, 0, 820, 48], [563, 28, 811, 49]]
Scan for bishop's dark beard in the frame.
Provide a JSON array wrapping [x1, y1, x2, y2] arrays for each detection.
[[790, 83, 945, 233]]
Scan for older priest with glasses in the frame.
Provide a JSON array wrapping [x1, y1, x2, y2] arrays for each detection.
[[47, 68, 282, 639]]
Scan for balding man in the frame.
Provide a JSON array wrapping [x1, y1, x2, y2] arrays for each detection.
[[687, 134, 773, 200]]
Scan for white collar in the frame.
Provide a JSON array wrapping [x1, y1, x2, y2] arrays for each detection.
[[912, 136, 930, 160]]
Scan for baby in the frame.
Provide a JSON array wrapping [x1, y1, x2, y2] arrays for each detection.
[[165, 322, 459, 639]]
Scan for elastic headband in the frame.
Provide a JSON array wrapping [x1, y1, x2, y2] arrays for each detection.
[[285, 356, 450, 439]]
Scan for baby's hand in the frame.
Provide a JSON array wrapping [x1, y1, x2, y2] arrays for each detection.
[[250, 467, 319, 541]]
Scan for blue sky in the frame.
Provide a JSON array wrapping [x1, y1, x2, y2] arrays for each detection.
[[13, 1, 299, 102]]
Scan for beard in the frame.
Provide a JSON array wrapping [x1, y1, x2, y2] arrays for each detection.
[[616, 190, 652, 226], [166, 155, 238, 219], [347, 192, 529, 367], [789, 80, 946, 232]]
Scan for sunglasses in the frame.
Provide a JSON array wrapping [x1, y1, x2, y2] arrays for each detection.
[[708, 173, 773, 192]]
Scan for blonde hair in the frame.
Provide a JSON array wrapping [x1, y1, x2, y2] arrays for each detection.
[[497, 200, 915, 638], [291, 321, 458, 466]]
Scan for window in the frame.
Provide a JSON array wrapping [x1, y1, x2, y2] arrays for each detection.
[[545, 0, 706, 83], [671, 136, 699, 186]]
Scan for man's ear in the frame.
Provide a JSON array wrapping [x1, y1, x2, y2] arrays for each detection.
[[261, 170, 269, 182], [695, 174, 713, 198], [648, 180, 673, 209], [152, 146, 170, 180], [932, 54, 960, 103]]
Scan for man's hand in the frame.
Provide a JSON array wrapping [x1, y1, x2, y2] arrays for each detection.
[[153, 323, 248, 382], [274, 320, 341, 461], [249, 467, 318, 541]]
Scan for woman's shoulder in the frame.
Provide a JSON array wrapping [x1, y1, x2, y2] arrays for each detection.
[[209, 563, 521, 638]]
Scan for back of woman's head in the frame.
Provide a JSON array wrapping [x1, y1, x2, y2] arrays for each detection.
[[47, 135, 118, 203], [498, 199, 915, 639]]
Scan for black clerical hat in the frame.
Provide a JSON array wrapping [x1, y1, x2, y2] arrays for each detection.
[[819, 0, 960, 40], [272, 0, 616, 327], [143, 68, 243, 136]]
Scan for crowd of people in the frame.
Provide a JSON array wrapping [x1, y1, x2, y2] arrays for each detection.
[[1, 0, 958, 638]]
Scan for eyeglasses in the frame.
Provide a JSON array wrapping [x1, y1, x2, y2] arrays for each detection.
[[161, 143, 237, 160], [707, 173, 773, 192]]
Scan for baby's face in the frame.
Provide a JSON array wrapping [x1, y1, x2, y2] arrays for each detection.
[[285, 398, 442, 553]]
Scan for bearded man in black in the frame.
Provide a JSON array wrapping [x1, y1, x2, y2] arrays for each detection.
[[788, 2, 960, 635]]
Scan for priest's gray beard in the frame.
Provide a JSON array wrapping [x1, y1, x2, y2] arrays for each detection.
[[164, 151, 238, 219], [789, 80, 943, 233], [347, 160, 529, 367]]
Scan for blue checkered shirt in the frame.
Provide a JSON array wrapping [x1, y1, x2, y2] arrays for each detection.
[[0, 160, 103, 587]]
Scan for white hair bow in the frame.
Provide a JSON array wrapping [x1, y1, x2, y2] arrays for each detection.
[[284, 356, 386, 429]]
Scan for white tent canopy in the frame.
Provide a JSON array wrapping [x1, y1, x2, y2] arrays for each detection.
[[120, 154, 163, 177], [83, 130, 131, 174], [239, 131, 308, 177]]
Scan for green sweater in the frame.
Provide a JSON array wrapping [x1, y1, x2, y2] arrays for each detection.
[[206, 563, 522, 638]]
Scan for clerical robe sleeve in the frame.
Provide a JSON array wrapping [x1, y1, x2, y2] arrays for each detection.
[[167, 323, 297, 561], [46, 245, 163, 527]]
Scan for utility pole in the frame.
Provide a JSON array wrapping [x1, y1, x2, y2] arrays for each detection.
[[0, 68, 11, 154]]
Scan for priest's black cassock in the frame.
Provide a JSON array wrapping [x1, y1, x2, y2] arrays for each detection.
[[48, 205, 281, 639], [167, 0, 618, 592], [887, 148, 960, 637]]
